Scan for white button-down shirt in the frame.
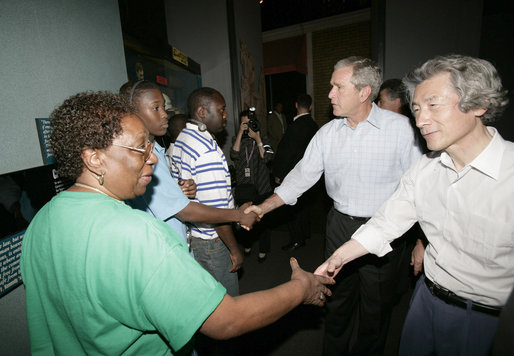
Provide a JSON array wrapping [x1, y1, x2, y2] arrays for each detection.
[[276, 104, 422, 217], [353, 127, 514, 306]]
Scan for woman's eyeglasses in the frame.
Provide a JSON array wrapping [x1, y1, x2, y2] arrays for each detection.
[[112, 141, 155, 161]]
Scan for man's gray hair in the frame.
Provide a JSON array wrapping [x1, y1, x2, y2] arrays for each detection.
[[403, 54, 509, 123], [334, 56, 382, 102]]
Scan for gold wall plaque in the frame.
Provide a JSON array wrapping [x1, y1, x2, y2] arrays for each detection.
[[172, 47, 189, 67]]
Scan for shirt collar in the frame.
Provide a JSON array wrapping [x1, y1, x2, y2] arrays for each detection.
[[153, 141, 165, 153], [366, 103, 381, 129], [293, 113, 309, 122], [440, 127, 504, 180], [341, 103, 380, 129], [186, 122, 204, 133], [186, 122, 214, 140]]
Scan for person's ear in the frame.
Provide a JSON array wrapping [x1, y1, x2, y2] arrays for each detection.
[[197, 105, 206, 120], [81, 148, 104, 175], [359, 86, 372, 103], [472, 107, 487, 118]]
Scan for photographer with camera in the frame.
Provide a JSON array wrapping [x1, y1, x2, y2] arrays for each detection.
[[231, 108, 273, 262]]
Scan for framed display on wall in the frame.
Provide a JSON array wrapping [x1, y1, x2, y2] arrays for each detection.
[[123, 39, 202, 116], [0, 164, 72, 298]]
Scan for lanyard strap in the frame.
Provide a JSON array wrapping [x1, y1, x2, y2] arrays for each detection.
[[245, 140, 256, 166]]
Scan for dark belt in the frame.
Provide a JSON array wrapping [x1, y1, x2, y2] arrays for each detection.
[[424, 277, 502, 316], [340, 212, 371, 222]]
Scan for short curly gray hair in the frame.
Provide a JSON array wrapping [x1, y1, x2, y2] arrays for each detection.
[[403, 55, 509, 123], [334, 56, 382, 102], [50, 92, 133, 180]]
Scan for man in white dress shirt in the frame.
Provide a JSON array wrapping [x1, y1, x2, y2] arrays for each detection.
[[247, 56, 422, 355], [316, 54, 512, 356]]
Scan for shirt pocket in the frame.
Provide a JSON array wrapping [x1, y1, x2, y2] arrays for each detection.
[[465, 213, 513, 267]]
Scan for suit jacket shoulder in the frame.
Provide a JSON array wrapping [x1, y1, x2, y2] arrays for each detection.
[[273, 114, 318, 180]]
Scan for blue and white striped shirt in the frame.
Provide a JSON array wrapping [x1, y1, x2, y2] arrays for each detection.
[[276, 103, 423, 218], [171, 123, 234, 240]]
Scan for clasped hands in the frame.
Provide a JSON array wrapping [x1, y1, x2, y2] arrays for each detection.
[[240, 203, 336, 304], [237, 202, 262, 230]]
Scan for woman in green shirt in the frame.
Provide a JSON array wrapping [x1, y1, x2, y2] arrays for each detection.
[[20, 91, 333, 355]]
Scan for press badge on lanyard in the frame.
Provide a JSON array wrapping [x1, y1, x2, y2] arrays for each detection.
[[245, 141, 255, 178]]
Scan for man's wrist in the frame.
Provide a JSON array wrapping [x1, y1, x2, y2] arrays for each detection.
[[236, 207, 244, 222]]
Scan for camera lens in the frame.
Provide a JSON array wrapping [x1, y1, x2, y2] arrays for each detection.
[[249, 118, 260, 132]]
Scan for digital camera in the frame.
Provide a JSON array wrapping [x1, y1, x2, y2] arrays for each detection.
[[247, 107, 260, 132]]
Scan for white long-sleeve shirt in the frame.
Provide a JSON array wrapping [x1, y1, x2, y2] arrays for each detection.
[[353, 127, 514, 306], [276, 104, 422, 217]]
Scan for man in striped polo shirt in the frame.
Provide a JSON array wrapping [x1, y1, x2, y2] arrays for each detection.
[[172, 87, 242, 297]]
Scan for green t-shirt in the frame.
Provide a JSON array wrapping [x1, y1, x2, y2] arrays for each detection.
[[20, 191, 226, 355]]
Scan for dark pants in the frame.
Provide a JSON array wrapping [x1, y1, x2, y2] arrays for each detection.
[[399, 275, 499, 356], [237, 220, 271, 253], [285, 193, 311, 245], [492, 287, 514, 355], [235, 189, 271, 253], [323, 208, 405, 356]]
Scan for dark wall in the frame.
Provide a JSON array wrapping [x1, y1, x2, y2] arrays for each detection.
[[118, 0, 168, 53], [384, 0, 512, 140], [266, 71, 307, 122], [480, 1, 514, 140], [384, 0, 483, 78]]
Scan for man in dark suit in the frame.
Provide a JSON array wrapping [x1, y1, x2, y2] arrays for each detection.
[[273, 94, 318, 250], [266, 102, 287, 152]]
